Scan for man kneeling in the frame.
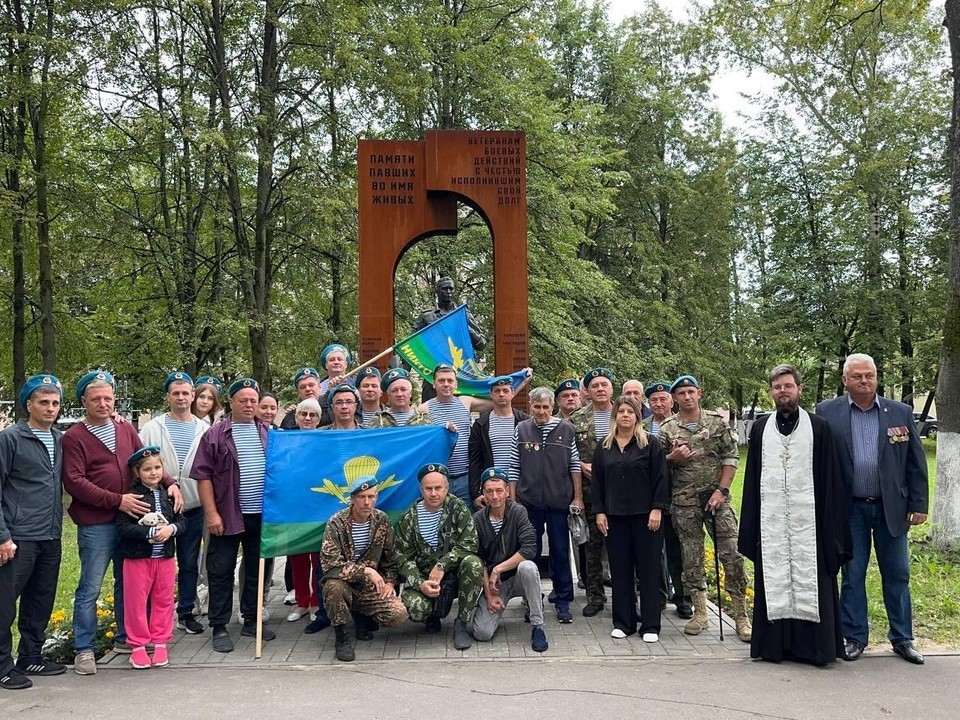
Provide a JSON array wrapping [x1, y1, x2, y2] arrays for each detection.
[[471, 468, 548, 652], [396, 463, 483, 650], [320, 477, 407, 662]]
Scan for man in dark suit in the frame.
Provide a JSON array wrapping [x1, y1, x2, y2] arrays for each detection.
[[816, 353, 928, 665]]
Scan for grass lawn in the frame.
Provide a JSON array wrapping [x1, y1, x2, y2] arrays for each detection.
[[18, 439, 960, 651]]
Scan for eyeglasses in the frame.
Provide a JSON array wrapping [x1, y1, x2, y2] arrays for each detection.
[[298, 411, 319, 418], [333, 399, 356, 406]]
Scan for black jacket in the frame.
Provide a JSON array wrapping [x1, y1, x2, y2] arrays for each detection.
[[472, 500, 536, 582], [468, 408, 529, 500], [0, 421, 63, 543], [117, 482, 187, 560]]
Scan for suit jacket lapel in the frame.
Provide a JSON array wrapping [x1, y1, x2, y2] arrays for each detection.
[[876, 396, 891, 463], [838, 398, 855, 462]]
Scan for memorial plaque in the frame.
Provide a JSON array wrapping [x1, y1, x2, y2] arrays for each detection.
[[358, 130, 529, 405]]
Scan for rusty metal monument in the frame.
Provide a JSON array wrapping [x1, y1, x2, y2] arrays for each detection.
[[357, 130, 528, 389]]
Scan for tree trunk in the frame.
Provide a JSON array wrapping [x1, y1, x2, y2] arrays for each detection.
[[897, 222, 913, 404], [933, 1, 960, 551]]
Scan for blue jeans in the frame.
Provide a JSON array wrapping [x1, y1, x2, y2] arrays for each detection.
[[175, 507, 205, 615], [525, 506, 573, 605], [449, 474, 472, 506], [73, 523, 125, 652], [840, 499, 913, 646]]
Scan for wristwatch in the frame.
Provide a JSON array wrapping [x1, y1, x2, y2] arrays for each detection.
[[717, 486, 730, 497]]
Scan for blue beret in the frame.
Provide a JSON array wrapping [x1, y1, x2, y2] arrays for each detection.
[[19, 374, 63, 411], [164, 371, 194, 393], [294, 367, 320, 386], [670, 375, 699, 391], [195, 376, 223, 393], [357, 366, 381, 380], [128, 445, 162, 467], [583, 367, 614, 388], [320, 344, 349, 368], [417, 463, 449, 481], [76, 370, 115, 401], [329, 383, 359, 402], [228, 377, 260, 398], [480, 467, 509, 485], [644, 381, 672, 397], [348, 475, 378, 497], [555, 378, 580, 395], [380, 367, 409, 392], [490, 376, 513, 388], [433, 363, 456, 375]]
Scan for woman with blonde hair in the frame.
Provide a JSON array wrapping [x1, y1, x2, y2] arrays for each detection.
[[592, 395, 669, 642]]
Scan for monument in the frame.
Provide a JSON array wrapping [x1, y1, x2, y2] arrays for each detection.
[[357, 130, 528, 404]]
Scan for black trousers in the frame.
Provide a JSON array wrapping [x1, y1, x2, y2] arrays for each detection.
[[207, 513, 263, 628], [606, 514, 663, 635], [0, 538, 61, 674], [659, 512, 688, 604]]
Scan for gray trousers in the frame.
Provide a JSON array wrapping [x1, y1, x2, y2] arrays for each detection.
[[470, 559, 543, 641]]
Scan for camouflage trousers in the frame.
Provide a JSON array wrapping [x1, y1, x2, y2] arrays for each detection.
[[671, 502, 748, 598], [322, 577, 408, 628], [401, 554, 484, 623], [583, 507, 607, 606]]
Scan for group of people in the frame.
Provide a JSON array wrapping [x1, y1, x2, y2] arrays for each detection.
[[0, 348, 930, 689]]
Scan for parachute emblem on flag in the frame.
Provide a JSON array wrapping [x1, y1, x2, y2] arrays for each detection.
[[310, 455, 401, 505]]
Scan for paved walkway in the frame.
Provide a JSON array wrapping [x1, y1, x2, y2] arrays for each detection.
[[100, 565, 750, 667]]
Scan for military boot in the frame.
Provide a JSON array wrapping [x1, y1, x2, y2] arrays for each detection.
[[683, 590, 710, 635], [730, 593, 752, 642], [334, 626, 355, 662]]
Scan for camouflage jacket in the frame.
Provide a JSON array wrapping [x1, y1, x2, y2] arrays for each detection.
[[642, 414, 672, 436], [366, 409, 436, 428], [658, 410, 738, 507], [395, 494, 478, 586], [320, 507, 399, 585], [570, 404, 610, 503]]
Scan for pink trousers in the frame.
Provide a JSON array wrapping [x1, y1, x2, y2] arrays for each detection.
[[122, 557, 176, 647]]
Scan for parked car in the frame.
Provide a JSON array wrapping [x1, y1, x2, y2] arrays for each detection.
[[913, 413, 938, 439], [54, 415, 83, 432]]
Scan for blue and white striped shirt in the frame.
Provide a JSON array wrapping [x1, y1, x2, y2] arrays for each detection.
[[232, 422, 266, 513], [489, 414, 515, 468], [84, 421, 116, 453], [416, 502, 442, 550], [390, 409, 414, 426], [164, 416, 197, 470], [352, 518, 372, 560], [29, 427, 56, 465], [593, 410, 611, 439], [849, 396, 881, 498], [426, 398, 471, 474]]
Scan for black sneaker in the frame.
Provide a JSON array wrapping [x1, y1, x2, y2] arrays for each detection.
[[211, 626, 234, 653], [177, 614, 205, 634], [15, 659, 66, 676], [241, 623, 276, 641], [304, 614, 331, 634], [531, 626, 549, 653], [424, 616, 442, 634], [0, 669, 32, 690]]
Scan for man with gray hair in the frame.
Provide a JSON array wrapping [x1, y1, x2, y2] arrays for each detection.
[[508, 387, 583, 624], [817, 353, 928, 664], [740, 364, 851, 665]]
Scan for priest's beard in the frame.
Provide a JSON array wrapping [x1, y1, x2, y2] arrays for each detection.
[[774, 398, 800, 414]]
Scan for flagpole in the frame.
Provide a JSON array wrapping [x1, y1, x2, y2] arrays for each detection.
[[255, 558, 265, 659]]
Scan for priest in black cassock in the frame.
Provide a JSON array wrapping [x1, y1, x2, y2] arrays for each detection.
[[738, 364, 852, 666]]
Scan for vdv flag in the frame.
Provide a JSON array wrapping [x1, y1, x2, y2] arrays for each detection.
[[260, 425, 458, 558], [394, 304, 528, 397]]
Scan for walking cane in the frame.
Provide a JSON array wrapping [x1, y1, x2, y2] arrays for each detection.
[[709, 509, 724, 642]]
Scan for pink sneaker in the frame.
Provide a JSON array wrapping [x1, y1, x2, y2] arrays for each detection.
[[129, 647, 151, 669], [151, 645, 169, 667]]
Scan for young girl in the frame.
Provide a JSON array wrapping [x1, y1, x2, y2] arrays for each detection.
[[117, 446, 187, 669]]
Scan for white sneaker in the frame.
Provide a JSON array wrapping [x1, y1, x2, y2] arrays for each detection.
[[283, 590, 296, 605], [610, 628, 627, 639], [74, 650, 97, 675], [237, 607, 271, 625], [642, 632, 659, 643]]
